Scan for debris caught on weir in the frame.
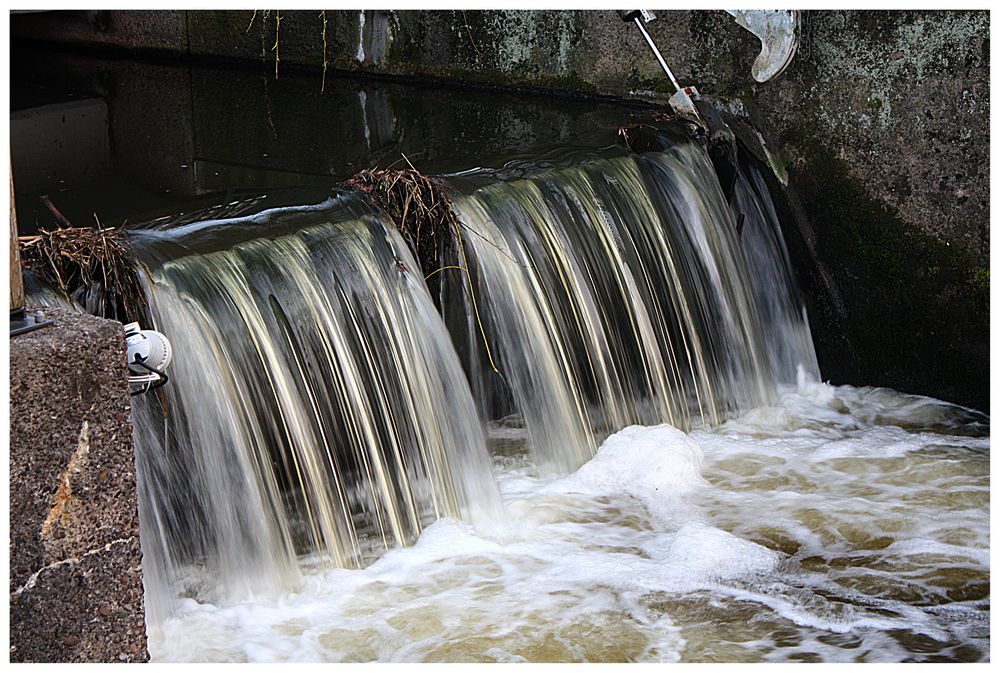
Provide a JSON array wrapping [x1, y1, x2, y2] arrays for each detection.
[[18, 220, 149, 324], [348, 162, 501, 373], [347, 164, 462, 276], [617, 109, 703, 155], [617, 123, 667, 154]]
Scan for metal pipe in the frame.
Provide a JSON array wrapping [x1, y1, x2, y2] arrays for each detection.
[[10, 168, 24, 313], [632, 16, 681, 92]]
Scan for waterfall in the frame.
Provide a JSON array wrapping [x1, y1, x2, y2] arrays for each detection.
[[129, 196, 502, 624], [437, 140, 818, 472], [125, 131, 819, 627], [732, 158, 820, 384]]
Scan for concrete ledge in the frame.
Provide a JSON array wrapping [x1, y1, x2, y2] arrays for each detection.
[[9, 305, 148, 662]]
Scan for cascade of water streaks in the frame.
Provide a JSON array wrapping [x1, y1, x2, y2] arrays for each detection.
[[731, 159, 820, 383], [118, 129, 819, 636], [438, 139, 817, 473], [129, 196, 501, 625]]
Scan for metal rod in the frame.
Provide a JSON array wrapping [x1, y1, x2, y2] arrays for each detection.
[[633, 17, 681, 92]]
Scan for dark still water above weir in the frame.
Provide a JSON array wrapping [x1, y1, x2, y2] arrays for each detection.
[[15, 50, 989, 663], [10, 46, 646, 233]]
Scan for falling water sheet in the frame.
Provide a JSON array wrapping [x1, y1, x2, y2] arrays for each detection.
[[119, 136, 986, 662]]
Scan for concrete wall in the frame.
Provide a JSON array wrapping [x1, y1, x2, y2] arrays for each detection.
[[726, 11, 989, 411], [10, 10, 989, 409], [9, 306, 148, 662]]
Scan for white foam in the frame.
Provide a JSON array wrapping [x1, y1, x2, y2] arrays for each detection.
[[656, 522, 782, 581], [544, 424, 707, 524], [150, 383, 990, 663]]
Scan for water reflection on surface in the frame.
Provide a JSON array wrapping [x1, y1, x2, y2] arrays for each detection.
[[11, 45, 644, 232]]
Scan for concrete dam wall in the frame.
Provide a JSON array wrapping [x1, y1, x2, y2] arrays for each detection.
[[6, 9, 990, 663], [11, 9, 989, 406]]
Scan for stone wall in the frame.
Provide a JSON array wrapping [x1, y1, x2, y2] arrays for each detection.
[[10, 9, 989, 409], [9, 306, 148, 662], [729, 11, 989, 410]]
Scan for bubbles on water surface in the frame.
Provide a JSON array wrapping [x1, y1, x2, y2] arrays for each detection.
[[150, 380, 989, 663]]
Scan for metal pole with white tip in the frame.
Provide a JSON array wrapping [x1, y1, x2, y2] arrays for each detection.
[[621, 10, 681, 92], [618, 10, 702, 123]]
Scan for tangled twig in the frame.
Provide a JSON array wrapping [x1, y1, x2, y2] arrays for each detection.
[[18, 221, 149, 324], [347, 165, 501, 373]]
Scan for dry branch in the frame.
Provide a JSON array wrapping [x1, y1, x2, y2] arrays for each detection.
[[617, 123, 664, 154], [347, 166, 500, 373], [347, 167, 462, 275]]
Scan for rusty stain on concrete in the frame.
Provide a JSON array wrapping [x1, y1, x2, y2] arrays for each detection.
[[41, 421, 91, 539]]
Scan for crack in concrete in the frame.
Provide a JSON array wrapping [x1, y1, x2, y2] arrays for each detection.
[[10, 538, 134, 598], [40, 420, 91, 538]]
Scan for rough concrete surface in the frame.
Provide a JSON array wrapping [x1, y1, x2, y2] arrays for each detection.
[[743, 11, 989, 265], [9, 305, 148, 662]]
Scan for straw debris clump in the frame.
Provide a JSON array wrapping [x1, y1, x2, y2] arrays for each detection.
[[347, 165, 500, 373], [347, 167, 462, 274], [18, 224, 149, 323]]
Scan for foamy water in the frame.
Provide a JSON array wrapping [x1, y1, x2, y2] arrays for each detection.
[[149, 378, 989, 662]]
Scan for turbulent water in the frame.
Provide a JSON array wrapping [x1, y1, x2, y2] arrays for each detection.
[[116, 134, 989, 662], [438, 142, 817, 473], [130, 197, 501, 624], [147, 380, 989, 662]]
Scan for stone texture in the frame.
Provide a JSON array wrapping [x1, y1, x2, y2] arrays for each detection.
[[725, 12, 990, 411], [9, 305, 148, 662], [736, 11, 989, 265], [11, 9, 185, 54]]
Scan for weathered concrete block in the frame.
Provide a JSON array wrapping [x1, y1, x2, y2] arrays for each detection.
[[9, 305, 147, 662], [11, 9, 185, 54]]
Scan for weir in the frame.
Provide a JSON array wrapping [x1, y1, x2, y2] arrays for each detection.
[[125, 128, 819, 625], [439, 138, 817, 472], [129, 197, 502, 622], [9, 11, 989, 664]]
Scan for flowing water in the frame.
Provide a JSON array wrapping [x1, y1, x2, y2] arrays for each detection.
[[146, 380, 989, 663], [119, 133, 988, 662], [438, 141, 817, 472], [130, 197, 501, 625]]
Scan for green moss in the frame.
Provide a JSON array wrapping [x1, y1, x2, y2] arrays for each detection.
[[969, 267, 989, 292]]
